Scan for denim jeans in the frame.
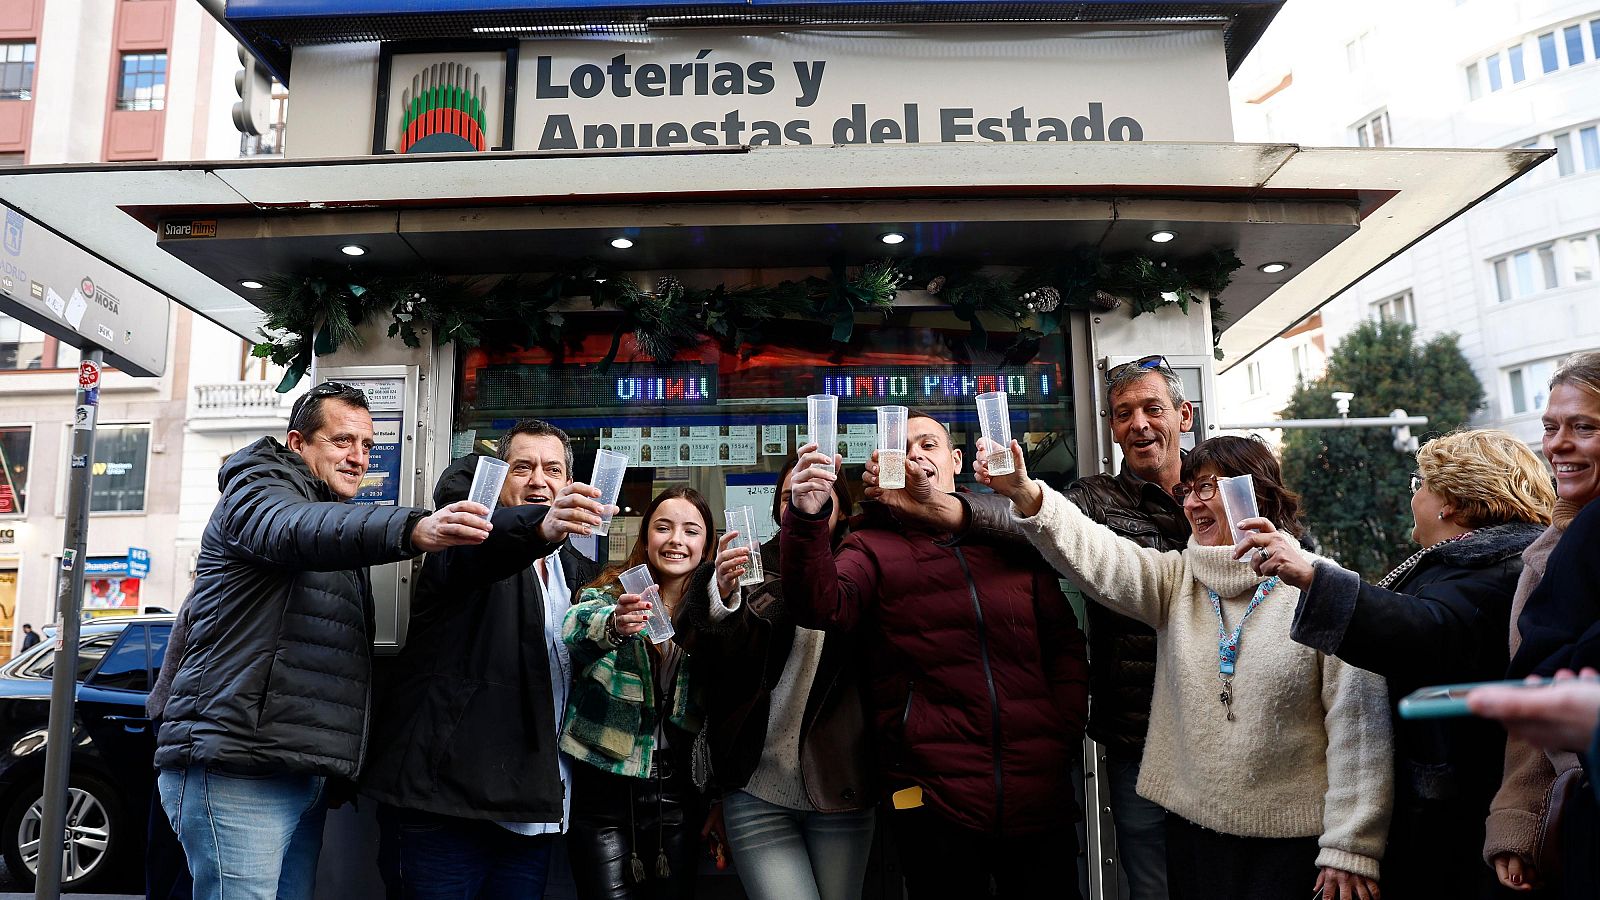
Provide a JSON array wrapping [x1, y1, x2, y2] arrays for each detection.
[[721, 790, 876, 900], [158, 766, 328, 900], [390, 806, 556, 900], [1105, 754, 1169, 900]]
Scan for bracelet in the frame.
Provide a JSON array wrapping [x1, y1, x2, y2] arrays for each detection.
[[604, 611, 624, 646]]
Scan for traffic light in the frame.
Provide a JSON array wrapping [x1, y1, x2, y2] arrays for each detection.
[[232, 45, 271, 136]]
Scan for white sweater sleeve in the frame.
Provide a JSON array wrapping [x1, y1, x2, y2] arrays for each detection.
[[1314, 651, 1395, 879], [1012, 481, 1186, 629]]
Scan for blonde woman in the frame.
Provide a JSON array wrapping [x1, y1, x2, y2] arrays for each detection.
[[1248, 429, 1554, 899]]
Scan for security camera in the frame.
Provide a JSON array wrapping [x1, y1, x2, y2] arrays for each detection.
[[1330, 391, 1355, 417]]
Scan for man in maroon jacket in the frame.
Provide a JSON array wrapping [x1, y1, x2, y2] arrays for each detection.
[[782, 411, 1089, 900]]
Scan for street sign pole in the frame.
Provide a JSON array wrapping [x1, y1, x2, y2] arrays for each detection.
[[35, 348, 103, 899]]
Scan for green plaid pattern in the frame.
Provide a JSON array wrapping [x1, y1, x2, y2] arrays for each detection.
[[560, 587, 701, 778]]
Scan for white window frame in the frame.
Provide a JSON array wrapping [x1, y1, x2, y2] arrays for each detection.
[[1371, 290, 1416, 325], [1352, 109, 1392, 148], [1506, 360, 1557, 416]]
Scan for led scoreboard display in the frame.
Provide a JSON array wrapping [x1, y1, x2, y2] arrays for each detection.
[[476, 362, 718, 409], [818, 366, 1057, 404]]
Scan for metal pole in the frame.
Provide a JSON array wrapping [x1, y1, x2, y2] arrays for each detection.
[[35, 347, 102, 899]]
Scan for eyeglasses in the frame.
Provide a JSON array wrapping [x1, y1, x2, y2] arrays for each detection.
[[1409, 472, 1423, 494], [1106, 355, 1174, 386], [1172, 479, 1218, 503]]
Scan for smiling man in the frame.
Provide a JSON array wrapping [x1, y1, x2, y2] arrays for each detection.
[[363, 418, 608, 900], [782, 411, 1090, 899], [156, 382, 493, 900]]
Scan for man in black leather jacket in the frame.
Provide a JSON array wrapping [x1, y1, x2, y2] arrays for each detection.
[[863, 358, 1193, 900], [364, 419, 608, 899], [155, 382, 493, 900]]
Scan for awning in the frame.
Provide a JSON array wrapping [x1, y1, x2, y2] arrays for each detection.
[[0, 141, 1546, 369]]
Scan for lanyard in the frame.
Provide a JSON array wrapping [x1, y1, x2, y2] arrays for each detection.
[[1207, 576, 1279, 721]]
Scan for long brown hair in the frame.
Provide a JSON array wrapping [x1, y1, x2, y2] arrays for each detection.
[[1182, 435, 1306, 538], [585, 485, 717, 596]]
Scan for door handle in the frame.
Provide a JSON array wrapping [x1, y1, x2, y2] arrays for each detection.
[[103, 715, 150, 733]]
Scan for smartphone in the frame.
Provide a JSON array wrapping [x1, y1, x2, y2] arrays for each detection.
[[1398, 678, 1555, 720]]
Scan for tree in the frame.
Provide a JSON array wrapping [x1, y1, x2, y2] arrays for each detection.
[[1280, 320, 1483, 580]]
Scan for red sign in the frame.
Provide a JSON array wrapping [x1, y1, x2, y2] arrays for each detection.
[[78, 360, 100, 389]]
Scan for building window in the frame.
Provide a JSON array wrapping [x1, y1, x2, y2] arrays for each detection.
[[1466, 61, 1483, 100], [0, 43, 35, 101], [0, 314, 46, 370], [1566, 24, 1587, 66], [1373, 291, 1416, 325], [1246, 361, 1264, 396], [1507, 360, 1557, 415], [1353, 110, 1392, 148], [1508, 43, 1527, 83], [1346, 31, 1373, 71], [239, 80, 288, 157], [1556, 131, 1576, 176], [1541, 32, 1560, 73], [1470, 17, 1600, 98], [89, 424, 151, 513], [116, 52, 166, 112], [1486, 52, 1504, 91], [0, 425, 31, 515], [1290, 343, 1315, 381], [1567, 236, 1597, 283]]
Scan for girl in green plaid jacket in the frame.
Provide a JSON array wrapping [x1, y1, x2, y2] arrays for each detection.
[[560, 485, 752, 899]]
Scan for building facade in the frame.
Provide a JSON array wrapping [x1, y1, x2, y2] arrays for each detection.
[[1218, 0, 1600, 444], [0, 0, 286, 658]]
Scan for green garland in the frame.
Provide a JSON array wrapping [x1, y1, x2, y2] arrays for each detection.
[[252, 251, 1241, 392]]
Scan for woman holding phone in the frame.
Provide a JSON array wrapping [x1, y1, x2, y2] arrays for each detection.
[[561, 486, 749, 900], [975, 434, 1393, 900], [1244, 429, 1552, 899]]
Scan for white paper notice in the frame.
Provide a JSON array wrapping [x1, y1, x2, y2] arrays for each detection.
[[689, 426, 719, 438], [65, 289, 89, 328], [44, 287, 66, 318], [761, 426, 788, 456], [688, 438, 718, 466], [727, 439, 759, 465], [725, 484, 780, 542]]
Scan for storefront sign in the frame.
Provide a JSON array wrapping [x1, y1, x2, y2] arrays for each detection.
[[511, 25, 1231, 151], [0, 202, 169, 377], [127, 547, 150, 579]]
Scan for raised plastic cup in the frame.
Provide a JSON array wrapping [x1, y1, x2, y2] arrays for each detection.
[[807, 394, 838, 473], [1217, 473, 1261, 545], [467, 455, 510, 516], [619, 563, 675, 644], [723, 506, 765, 588], [876, 405, 908, 490], [589, 448, 628, 536], [976, 391, 1015, 476]]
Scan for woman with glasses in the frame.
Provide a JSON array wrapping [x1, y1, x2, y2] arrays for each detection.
[[974, 434, 1392, 900], [1242, 429, 1553, 900]]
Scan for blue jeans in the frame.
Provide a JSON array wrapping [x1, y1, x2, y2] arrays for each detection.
[[1106, 754, 1169, 900], [158, 766, 328, 900], [721, 790, 875, 900], [390, 806, 555, 900]]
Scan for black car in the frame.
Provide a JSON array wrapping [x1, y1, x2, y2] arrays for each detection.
[[0, 614, 173, 890]]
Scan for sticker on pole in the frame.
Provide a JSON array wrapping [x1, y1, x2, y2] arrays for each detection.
[[72, 405, 95, 430], [78, 360, 101, 390], [60, 549, 75, 571]]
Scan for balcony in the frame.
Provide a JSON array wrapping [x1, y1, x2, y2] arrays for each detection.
[[190, 382, 291, 422]]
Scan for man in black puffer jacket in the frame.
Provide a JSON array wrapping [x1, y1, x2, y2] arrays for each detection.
[[155, 382, 493, 900], [364, 420, 607, 898]]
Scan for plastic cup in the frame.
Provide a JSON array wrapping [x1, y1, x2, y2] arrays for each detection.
[[1217, 474, 1261, 544], [976, 391, 1015, 476], [876, 405, 908, 490], [807, 394, 838, 473], [467, 455, 510, 515], [724, 506, 765, 588], [619, 563, 674, 644], [590, 448, 628, 536]]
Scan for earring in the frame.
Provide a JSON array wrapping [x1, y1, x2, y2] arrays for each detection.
[[1437, 512, 1445, 521]]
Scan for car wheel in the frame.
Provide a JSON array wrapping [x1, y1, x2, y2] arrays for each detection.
[[2, 773, 125, 891]]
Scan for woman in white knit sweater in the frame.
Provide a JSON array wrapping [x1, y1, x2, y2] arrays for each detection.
[[974, 434, 1393, 900]]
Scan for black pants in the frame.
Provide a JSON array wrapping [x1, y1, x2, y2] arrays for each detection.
[[1165, 813, 1319, 900], [892, 805, 1082, 900], [566, 760, 701, 900]]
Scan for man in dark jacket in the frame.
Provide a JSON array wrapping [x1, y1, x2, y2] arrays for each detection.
[[363, 419, 607, 899], [155, 382, 493, 900], [18, 624, 38, 652], [862, 358, 1192, 900], [783, 412, 1089, 899]]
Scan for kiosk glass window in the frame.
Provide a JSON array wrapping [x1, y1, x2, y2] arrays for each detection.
[[0, 425, 30, 514], [456, 311, 1077, 549], [0, 314, 46, 371], [90, 424, 151, 513]]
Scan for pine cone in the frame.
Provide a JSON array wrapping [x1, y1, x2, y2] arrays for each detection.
[[655, 276, 684, 302], [1091, 290, 1122, 311], [1035, 286, 1062, 313], [926, 275, 946, 295]]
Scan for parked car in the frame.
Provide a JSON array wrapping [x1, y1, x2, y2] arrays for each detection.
[[0, 614, 173, 890]]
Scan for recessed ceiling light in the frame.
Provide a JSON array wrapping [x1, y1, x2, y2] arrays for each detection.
[[339, 244, 368, 257], [879, 232, 907, 245], [239, 279, 264, 290], [610, 237, 634, 249], [1258, 262, 1290, 274], [1148, 230, 1177, 243]]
